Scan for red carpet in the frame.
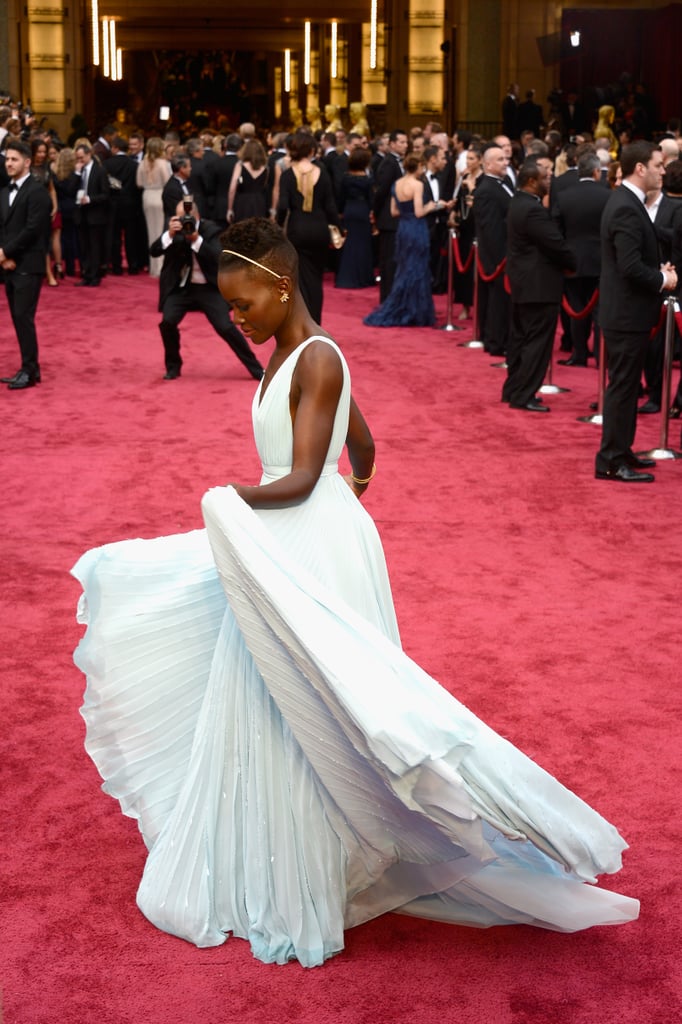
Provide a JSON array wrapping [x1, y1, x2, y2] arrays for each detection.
[[1, 272, 680, 1023]]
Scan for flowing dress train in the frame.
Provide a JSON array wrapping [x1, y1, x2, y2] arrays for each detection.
[[72, 336, 638, 967]]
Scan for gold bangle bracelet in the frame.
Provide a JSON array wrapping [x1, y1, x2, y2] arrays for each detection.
[[351, 464, 376, 485]]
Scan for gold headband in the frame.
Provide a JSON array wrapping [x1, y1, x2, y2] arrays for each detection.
[[222, 250, 281, 279]]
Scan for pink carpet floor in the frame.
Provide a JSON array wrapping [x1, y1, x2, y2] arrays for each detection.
[[1, 270, 680, 1023]]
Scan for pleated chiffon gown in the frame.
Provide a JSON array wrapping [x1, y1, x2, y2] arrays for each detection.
[[72, 335, 638, 967]]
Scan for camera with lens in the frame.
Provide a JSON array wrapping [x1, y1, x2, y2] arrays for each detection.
[[180, 197, 196, 236]]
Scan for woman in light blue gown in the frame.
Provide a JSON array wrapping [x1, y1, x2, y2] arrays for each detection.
[[72, 218, 638, 968]]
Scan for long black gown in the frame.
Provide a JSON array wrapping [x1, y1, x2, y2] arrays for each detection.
[[336, 173, 375, 289], [233, 167, 269, 222], [277, 166, 339, 322]]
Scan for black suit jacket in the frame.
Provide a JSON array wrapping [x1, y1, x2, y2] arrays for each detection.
[[600, 184, 665, 333], [556, 179, 610, 277], [507, 191, 576, 303], [422, 172, 448, 233], [204, 153, 239, 223], [73, 160, 110, 226], [502, 94, 518, 138], [473, 174, 513, 270], [549, 167, 579, 217], [162, 175, 191, 223], [0, 175, 51, 272], [372, 153, 403, 231], [149, 219, 224, 311], [104, 153, 138, 202], [652, 193, 682, 263]]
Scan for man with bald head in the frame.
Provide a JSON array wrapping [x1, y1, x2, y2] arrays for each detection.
[[472, 144, 514, 355]]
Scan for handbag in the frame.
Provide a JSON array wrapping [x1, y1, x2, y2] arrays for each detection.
[[328, 224, 345, 249]]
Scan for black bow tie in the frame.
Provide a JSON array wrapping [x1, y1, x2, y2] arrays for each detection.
[[8, 183, 17, 192]]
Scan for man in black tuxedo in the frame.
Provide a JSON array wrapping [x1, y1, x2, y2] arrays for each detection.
[[639, 161, 682, 412], [162, 152, 192, 225], [73, 142, 110, 286], [372, 129, 407, 301], [186, 138, 209, 218], [204, 134, 241, 232], [150, 200, 263, 382], [0, 139, 51, 389], [104, 136, 141, 275], [473, 144, 514, 355], [503, 160, 576, 411], [555, 150, 610, 366], [596, 141, 677, 483], [127, 132, 148, 273], [502, 84, 519, 139], [422, 144, 452, 293], [517, 90, 544, 139]]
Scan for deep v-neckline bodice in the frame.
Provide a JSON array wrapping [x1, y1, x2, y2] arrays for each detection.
[[256, 336, 327, 408]]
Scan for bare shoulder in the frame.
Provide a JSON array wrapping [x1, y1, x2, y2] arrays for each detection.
[[293, 337, 344, 391]]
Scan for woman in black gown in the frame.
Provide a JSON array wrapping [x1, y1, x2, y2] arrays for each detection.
[[228, 139, 269, 223], [453, 144, 483, 320], [336, 148, 374, 289], [276, 130, 340, 322]]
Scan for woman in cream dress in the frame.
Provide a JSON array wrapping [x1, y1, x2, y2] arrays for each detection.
[[136, 136, 171, 276]]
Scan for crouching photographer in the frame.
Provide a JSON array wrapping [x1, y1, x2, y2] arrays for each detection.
[[150, 199, 263, 381]]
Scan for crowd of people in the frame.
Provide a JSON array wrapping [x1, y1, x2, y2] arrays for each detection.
[[2, 93, 682, 480]]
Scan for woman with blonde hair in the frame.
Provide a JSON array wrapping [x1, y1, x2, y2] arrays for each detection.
[[136, 136, 171, 276], [53, 146, 80, 277]]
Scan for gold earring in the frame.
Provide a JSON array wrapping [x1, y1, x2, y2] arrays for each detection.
[[280, 292, 290, 303]]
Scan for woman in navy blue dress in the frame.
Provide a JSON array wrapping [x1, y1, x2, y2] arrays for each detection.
[[364, 155, 452, 327], [336, 148, 375, 289]]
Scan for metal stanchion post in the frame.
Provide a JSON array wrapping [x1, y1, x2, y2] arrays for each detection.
[[577, 332, 606, 424], [539, 314, 570, 394], [440, 227, 462, 333], [459, 237, 484, 348], [638, 297, 682, 460]]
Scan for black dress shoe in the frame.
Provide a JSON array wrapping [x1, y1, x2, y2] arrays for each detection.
[[669, 405, 681, 419], [3, 368, 40, 385], [595, 464, 655, 483], [7, 371, 37, 390], [163, 367, 181, 380], [638, 399, 660, 414], [626, 453, 656, 469], [558, 356, 588, 366], [510, 398, 551, 413]]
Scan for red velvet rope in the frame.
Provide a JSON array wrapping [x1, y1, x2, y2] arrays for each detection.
[[452, 235, 475, 275], [649, 303, 667, 340], [475, 252, 507, 282], [561, 289, 600, 320], [504, 274, 511, 295]]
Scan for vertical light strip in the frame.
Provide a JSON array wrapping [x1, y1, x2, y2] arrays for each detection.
[[331, 21, 338, 79], [284, 49, 291, 92], [304, 21, 311, 86], [116, 48, 123, 81], [110, 20, 117, 81], [369, 0, 378, 70], [102, 19, 110, 78], [91, 0, 100, 65]]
